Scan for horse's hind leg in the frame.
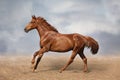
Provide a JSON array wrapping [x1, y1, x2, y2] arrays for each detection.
[[60, 50, 77, 73], [78, 51, 88, 72]]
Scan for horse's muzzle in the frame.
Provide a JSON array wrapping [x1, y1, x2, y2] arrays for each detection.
[[24, 28, 28, 33]]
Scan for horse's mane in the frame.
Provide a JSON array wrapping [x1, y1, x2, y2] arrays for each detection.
[[38, 17, 59, 33]]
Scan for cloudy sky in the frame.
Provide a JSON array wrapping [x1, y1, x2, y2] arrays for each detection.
[[0, 0, 120, 55]]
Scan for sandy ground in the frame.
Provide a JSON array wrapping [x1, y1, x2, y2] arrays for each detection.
[[0, 54, 120, 80]]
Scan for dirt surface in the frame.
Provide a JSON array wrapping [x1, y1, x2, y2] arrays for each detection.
[[0, 55, 120, 80]]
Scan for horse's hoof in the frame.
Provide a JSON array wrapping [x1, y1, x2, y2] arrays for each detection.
[[59, 70, 62, 73], [32, 69, 36, 72], [59, 71, 62, 73], [59, 68, 65, 73], [83, 69, 88, 73]]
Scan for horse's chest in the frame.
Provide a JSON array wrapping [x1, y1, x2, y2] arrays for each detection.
[[40, 36, 52, 47]]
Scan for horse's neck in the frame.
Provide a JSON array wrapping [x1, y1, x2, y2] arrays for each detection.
[[36, 24, 49, 38]]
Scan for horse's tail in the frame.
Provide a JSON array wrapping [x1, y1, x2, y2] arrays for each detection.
[[85, 36, 99, 54]]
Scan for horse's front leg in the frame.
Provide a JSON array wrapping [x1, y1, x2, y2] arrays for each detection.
[[33, 47, 47, 72], [31, 51, 39, 68], [31, 51, 39, 64]]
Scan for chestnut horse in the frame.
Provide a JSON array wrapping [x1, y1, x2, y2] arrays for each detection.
[[24, 15, 99, 73]]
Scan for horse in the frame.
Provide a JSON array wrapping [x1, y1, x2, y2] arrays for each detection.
[[24, 15, 99, 73]]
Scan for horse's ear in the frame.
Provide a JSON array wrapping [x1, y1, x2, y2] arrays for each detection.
[[32, 15, 36, 19]]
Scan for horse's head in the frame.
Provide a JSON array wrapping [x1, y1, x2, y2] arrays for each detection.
[[24, 15, 58, 33], [24, 15, 41, 33]]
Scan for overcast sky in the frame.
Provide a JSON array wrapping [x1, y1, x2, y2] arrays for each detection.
[[0, 0, 120, 55]]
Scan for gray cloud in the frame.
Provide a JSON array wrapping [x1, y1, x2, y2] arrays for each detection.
[[90, 31, 120, 55], [0, 0, 33, 54], [0, 0, 120, 55], [39, 0, 120, 34]]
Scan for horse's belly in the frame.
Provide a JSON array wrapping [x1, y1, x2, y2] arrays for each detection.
[[51, 44, 72, 52], [50, 37, 73, 52]]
